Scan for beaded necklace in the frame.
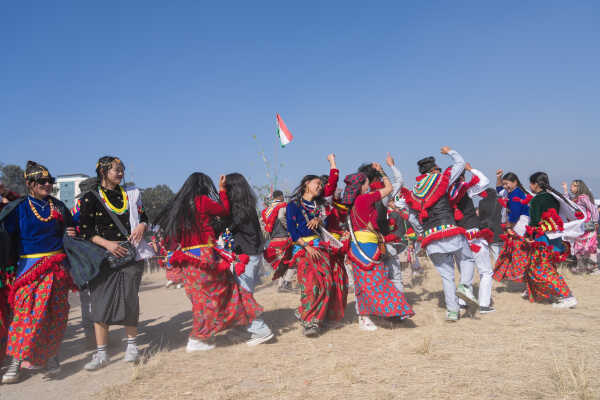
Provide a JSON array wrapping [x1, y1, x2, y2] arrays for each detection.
[[98, 185, 129, 215], [29, 196, 55, 222]]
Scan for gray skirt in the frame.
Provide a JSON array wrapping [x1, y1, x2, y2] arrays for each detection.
[[89, 261, 144, 326]]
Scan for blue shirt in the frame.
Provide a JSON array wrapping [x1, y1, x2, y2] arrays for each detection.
[[3, 196, 64, 256], [496, 186, 530, 224], [286, 199, 327, 242]]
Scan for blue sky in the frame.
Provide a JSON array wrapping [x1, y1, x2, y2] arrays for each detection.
[[1, 1, 599, 196]]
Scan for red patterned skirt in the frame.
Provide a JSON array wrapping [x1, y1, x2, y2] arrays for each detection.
[[292, 245, 347, 327], [165, 266, 184, 284], [171, 247, 263, 340], [0, 288, 7, 363], [263, 237, 292, 273], [6, 254, 72, 365], [525, 240, 572, 302], [493, 235, 528, 282], [347, 244, 415, 319]]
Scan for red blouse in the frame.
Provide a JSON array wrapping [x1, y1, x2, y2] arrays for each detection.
[[350, 191, 382, 231], [179, 191, 230, 247]]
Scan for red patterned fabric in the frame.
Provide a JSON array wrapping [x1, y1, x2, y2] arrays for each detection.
[[347, 246, 415, 319], [180, 247, 263, 340], [165, 267, 184, 284], [525, 242, 571, 301], [0, 288, 7, 363], [6, 263, 71, 365], [291, 245, 346, 327], [493, 235, 528, 282], [263, 238, 292, 272]]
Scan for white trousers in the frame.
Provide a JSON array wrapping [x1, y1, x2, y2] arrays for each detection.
[[429, 245, 476, 313], [469, 238, 493, 307]]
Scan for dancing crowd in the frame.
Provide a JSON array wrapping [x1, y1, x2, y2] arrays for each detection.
[[0, 148, 597, 384]]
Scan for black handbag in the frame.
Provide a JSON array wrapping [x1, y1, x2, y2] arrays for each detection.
[[63, 235, 107, 288], [92, 191, 138, 269]]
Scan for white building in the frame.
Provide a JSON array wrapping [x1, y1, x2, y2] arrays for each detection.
[[54, 174, 90, 209]]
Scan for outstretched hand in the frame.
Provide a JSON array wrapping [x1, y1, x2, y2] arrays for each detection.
[[327, 153, 337, 169], [385, 152, 395, 167], [496, 169, 504, 179], [465, 162, 472, 171], [440, 146, 451, 155]]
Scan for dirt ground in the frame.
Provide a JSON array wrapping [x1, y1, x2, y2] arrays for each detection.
[[2, 259, 599, 400]]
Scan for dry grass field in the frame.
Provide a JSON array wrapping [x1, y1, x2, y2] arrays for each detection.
[[99, 259, 600, 400]]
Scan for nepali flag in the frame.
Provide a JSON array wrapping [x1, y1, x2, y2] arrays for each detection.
[[276, 113, 294, 147]]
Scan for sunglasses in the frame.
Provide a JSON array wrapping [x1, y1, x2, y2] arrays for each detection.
[[36, 178, 56, 185]]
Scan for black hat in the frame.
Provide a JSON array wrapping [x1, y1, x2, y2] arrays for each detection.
[[417, 157, 437, 174], [24, 161, 55, 183]]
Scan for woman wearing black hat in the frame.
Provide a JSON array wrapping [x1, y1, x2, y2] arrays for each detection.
[[0, 161, 76, 383]]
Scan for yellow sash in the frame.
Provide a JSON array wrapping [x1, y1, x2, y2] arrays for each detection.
[[299, 235, 319, 244], [181, 244, 214, 252], [20, 249, 64, 259], [354, 230, 379, 244]]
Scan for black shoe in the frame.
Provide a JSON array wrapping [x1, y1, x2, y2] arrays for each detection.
[[43, 356, 61, 378], [479, 306, 496, 314], [303, 325, 320, 337]]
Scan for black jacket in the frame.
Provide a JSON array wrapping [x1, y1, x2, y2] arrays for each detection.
[[229, 211, 263, 256], [477, 188, 503, 243]]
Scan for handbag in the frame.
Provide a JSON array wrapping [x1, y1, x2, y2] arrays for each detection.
[[91, 191, 138, 269], [63, 235, 107, 288]]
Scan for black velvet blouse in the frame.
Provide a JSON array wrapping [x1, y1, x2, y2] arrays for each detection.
[[79, 186, 148, 241]]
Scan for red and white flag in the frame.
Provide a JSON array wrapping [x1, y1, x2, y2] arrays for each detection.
[[276, 113, 294, 147]]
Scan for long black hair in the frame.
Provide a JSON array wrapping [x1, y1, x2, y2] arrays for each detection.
[[502, 172, 527, 194], [291, 174, 325, 206], [96, 156, 125, 189], [155, 172, 219, 246], [224, 173, 258, 223], [529, 171, 577, 212]]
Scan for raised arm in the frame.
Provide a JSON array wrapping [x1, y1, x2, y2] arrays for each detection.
[[382, 153, 403, 206], [441, 146, 466, 185], [373, 162, 393, 199], [322, 153, 339, 198], [465, 164, 490, 198]]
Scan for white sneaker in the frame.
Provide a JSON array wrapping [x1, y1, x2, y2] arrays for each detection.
[[456, 284, 479, 309], [358, 316, 377, 331], [552, 296, 578, 309], [186, 338, 215, 352], [165, 280, 175, 288], [521, 290, 528, 299], [246, 331, 274, 347], [124, 345, 140, 363], [176, 283, 184, 289]]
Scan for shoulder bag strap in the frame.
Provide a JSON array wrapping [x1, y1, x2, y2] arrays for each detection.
[[92, 191, 130, 237]]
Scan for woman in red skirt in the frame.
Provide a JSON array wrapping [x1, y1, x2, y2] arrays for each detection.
[[285, 174, 347, 337], [155, 173, 263, 351], [0, 161, 76, 383], [343, 165, 414, 331]]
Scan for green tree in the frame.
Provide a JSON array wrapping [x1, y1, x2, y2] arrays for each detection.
[[141, 184, 175, 224], [0, 163, 26, 195]]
